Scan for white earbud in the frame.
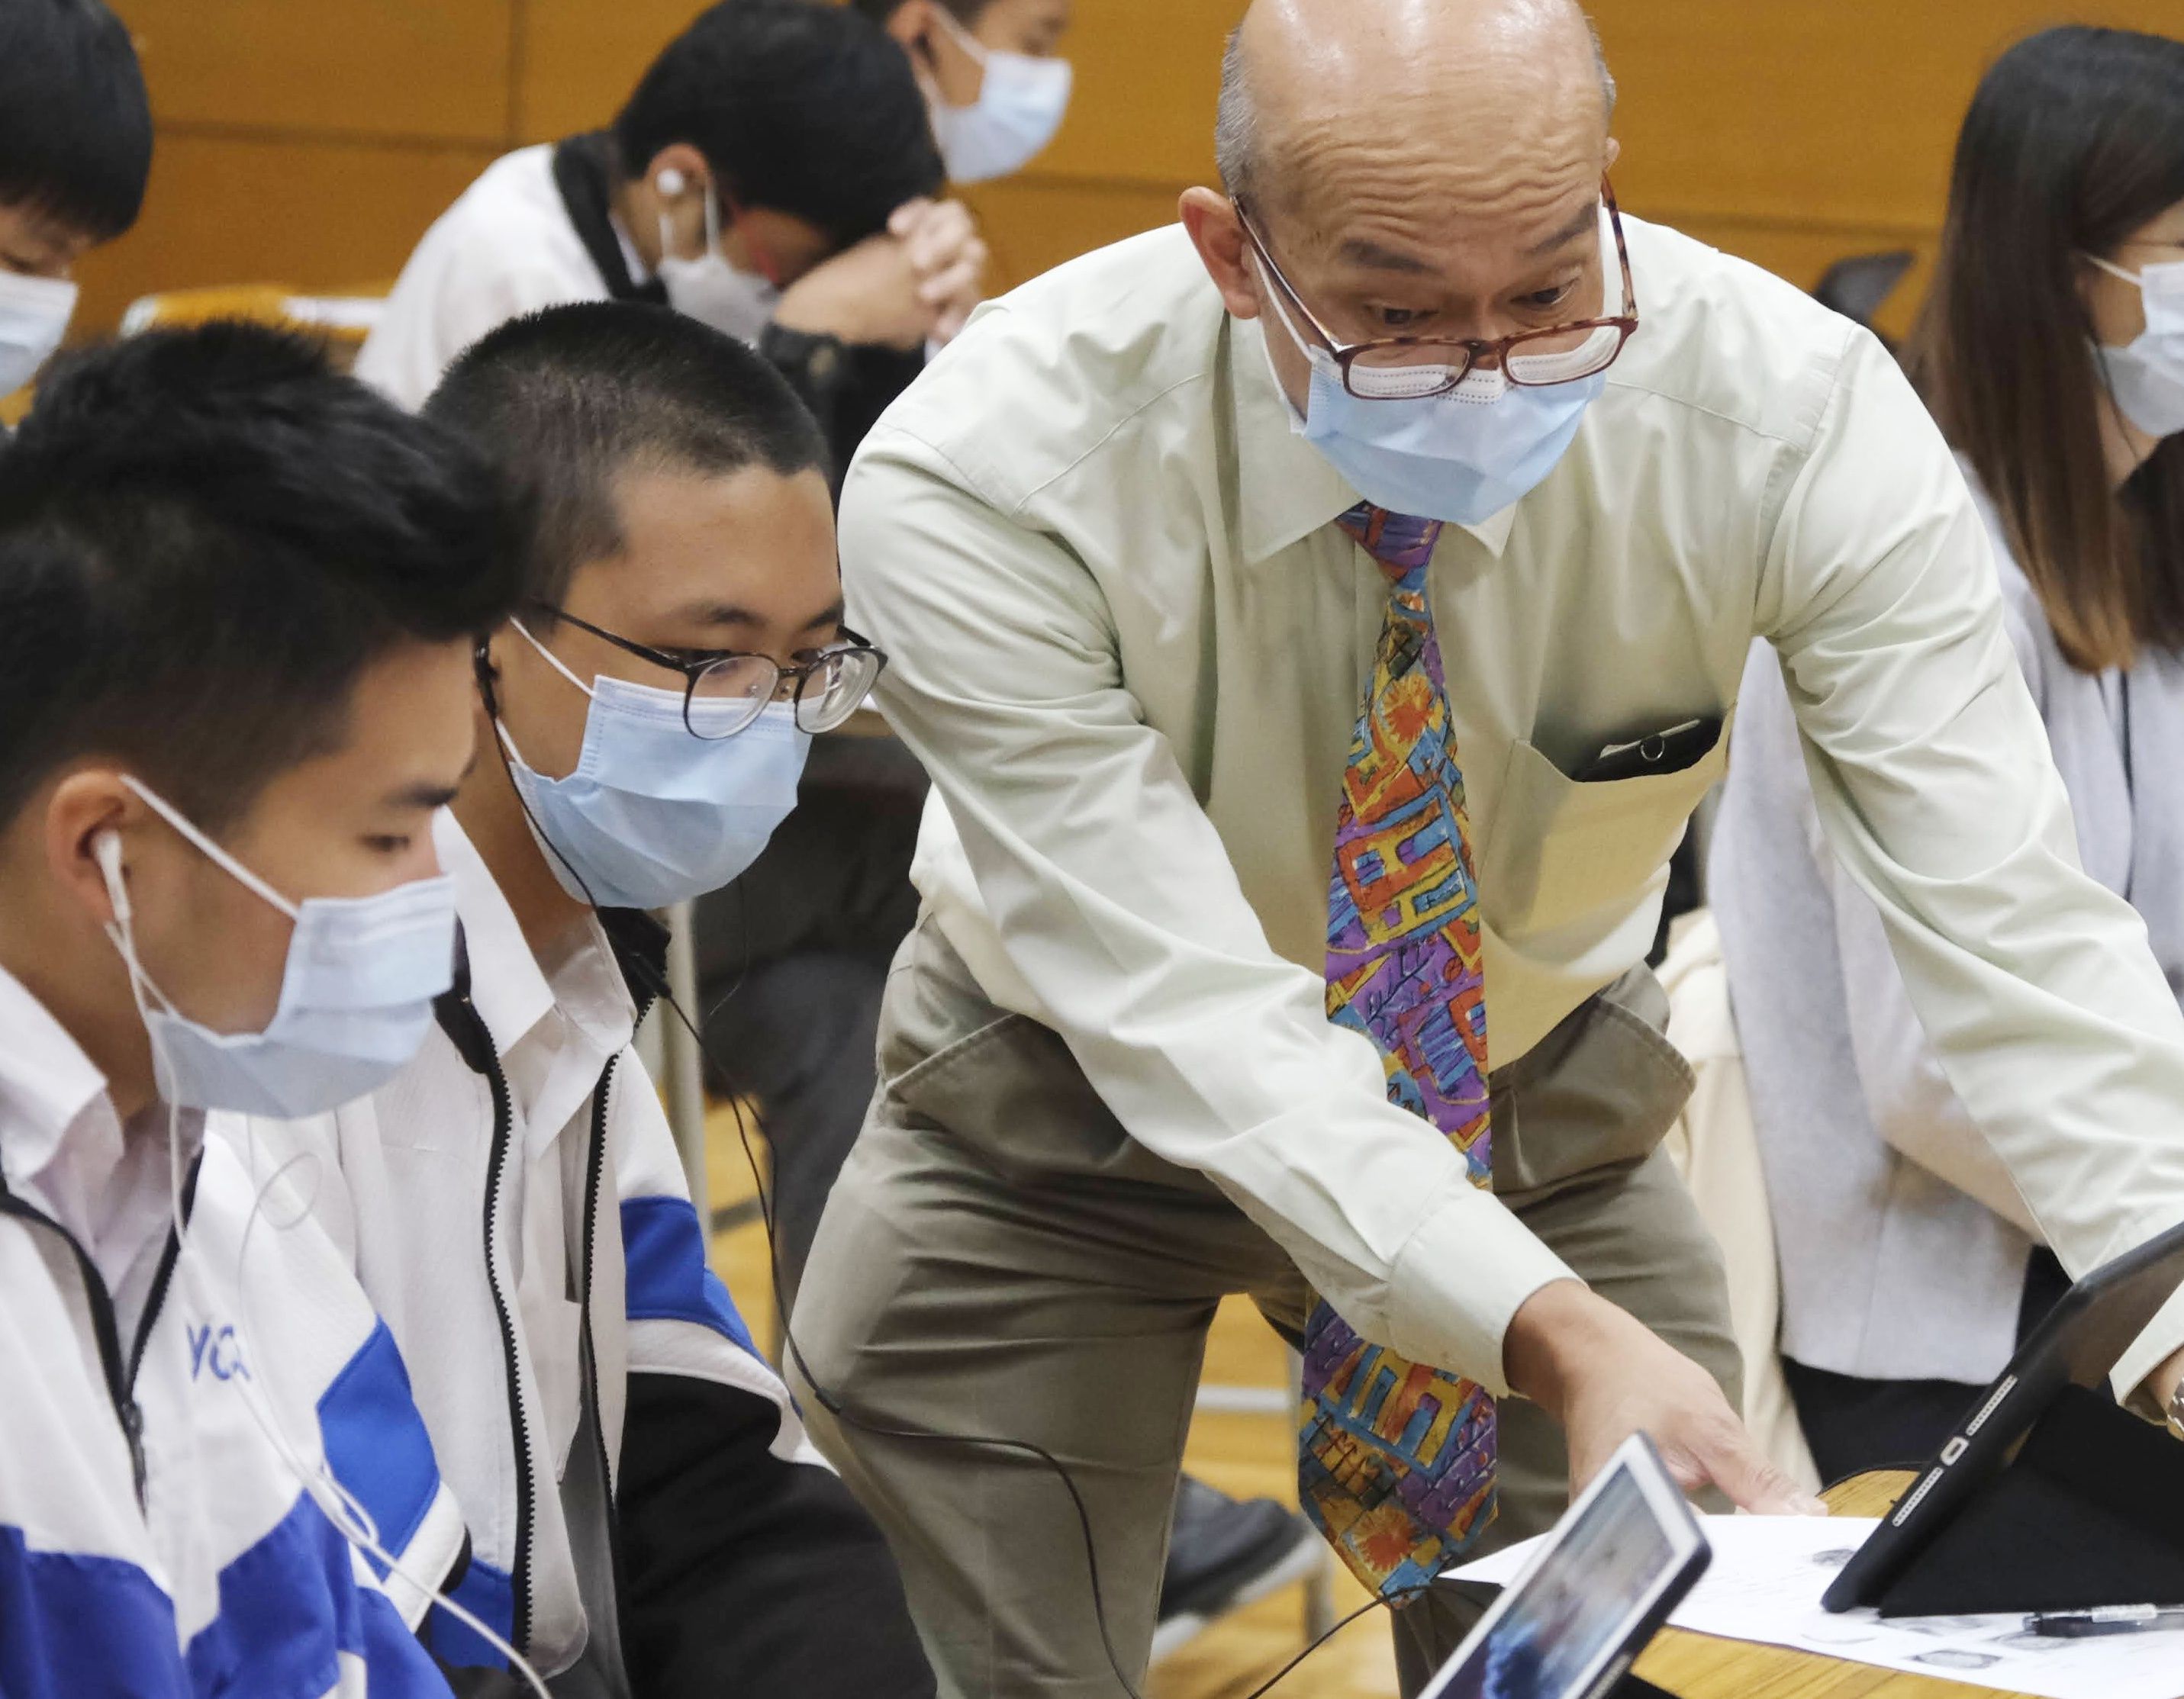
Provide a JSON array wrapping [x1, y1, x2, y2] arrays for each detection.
[[656, 167, 687, 198], [95, 830, 131, 925]]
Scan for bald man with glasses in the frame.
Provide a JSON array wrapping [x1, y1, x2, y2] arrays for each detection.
[[790, 1, 2184, 1692]]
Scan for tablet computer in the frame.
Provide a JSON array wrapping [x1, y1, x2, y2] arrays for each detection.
[[1419, 1433, 1710, 1699], [1822, 1216, 2184, 1613]]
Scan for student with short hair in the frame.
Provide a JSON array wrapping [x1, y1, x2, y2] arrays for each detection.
[[0, 0, 153, 397], [357, 0, 982, 464], [0, 323, 523, 1695], [244, 301, 933, 1698]]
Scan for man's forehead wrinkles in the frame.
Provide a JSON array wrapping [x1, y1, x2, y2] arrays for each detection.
[[1280, 172, 1600, 270]]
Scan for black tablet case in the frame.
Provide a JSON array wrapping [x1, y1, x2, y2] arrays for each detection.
[[1873, 1384, 2184, 1617]]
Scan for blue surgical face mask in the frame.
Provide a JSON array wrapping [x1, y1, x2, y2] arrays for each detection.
[[2087, 252, 2184, 441], [101, 777, 459, 1119], [1255, 224, 1619, 526], [500, 619, 811, 911], [925, 7, 1073, 185]]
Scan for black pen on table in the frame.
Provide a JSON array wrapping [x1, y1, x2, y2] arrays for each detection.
[[2025, 1604, 2184, 1638]]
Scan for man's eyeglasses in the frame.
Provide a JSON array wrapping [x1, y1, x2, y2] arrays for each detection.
[[1235, 178, 1641, 401], [540, 606, 888, 739]]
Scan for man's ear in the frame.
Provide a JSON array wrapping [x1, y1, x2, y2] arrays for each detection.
[[44, 767, 138, 931], [1181, 187, 1262, 320], [1603, 136, 1622, 175]]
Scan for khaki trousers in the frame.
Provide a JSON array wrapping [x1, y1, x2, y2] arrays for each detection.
[[788, 918, 1738, 1698]]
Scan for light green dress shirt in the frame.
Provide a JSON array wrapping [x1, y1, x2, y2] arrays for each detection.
[[838, 215, 2184, 1402]]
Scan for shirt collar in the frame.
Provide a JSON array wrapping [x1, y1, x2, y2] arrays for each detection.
[[437, 813, 636, 1067], [0, 961, 118, 1197], [609, 209, 653, 288], [1228, 314, 1519, 563]]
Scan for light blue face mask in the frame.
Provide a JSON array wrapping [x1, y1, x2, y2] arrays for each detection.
[[2087, 252, 2184, 441], [1256, 229, 1619, 526], [925, 5, 1074, 185], [101, 777, 459, 1119], [500, 620, 811, 911]]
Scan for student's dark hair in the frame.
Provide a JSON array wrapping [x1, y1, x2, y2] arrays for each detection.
[[423, 301, 829, 613], [849, 0, 994, 24], [1909, 24, 2184, 673], [0, 0, 153, 242], [0, 323, 526, 832], [613, 0, 942, 248]]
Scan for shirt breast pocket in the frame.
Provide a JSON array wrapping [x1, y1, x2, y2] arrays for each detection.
[[1483, 719, 1730, 938]]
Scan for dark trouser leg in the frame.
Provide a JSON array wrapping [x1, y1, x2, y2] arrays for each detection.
[[1783, 1246, 2075, 1486]]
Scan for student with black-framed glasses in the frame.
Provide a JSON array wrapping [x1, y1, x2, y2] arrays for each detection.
[[522, 603, 887, 741], [234, 300, 933, 1697]]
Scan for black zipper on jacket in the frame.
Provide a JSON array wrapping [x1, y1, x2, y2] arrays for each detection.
[[434, 953, 536, 1659], [433, 917, 661, 1665], [579, 1056, 623, 1569], [477, 1039, 533, 1656], [0, 1154, 199, 1509]]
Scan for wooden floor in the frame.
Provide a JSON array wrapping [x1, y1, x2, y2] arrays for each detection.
[[701, 1103, 1402, 1699]]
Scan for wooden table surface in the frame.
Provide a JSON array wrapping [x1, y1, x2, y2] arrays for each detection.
[[1635, 1472, 2035, 1699]]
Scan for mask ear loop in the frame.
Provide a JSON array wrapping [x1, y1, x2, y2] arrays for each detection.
[[118, 775, 301, 920], [97, 828, 198, 1253], [478, 630, 607, 914], [927, 1, 993, 72], [2086, 252, 2146, 289], [510, 618, 598, 700]]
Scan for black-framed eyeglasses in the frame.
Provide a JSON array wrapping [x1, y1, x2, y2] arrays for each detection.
[[538, 605, 889, 738], [1235, 177, 1641, 401]]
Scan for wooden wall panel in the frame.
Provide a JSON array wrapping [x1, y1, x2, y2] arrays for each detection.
[[114, 0, 514, 143], [1592, 0, 2168, 232], [69, 132, 499, 336], [1028, 0, 1232, 186], [58, 0, 2184, 356], [516, 0, 705, 143], [959, 178, 1188, 294]]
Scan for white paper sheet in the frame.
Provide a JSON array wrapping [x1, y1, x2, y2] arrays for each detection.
[[1452, 1514, 2184, 1699]]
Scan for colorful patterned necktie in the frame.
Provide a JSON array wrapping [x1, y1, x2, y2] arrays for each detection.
[[1299, 501, 1496, 1600]]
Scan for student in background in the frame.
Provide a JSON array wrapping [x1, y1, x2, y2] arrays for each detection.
[[1712, 23, 2184, 1483], [0, 324, 522, 1694], [357, 0, 983, 466], [244, 303, 933, 1698], [856, 0, 1075, 186], [0, 0, 151, 400]]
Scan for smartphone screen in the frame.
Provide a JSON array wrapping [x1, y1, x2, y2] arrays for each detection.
[[1426, 1466, 1677, 1699]]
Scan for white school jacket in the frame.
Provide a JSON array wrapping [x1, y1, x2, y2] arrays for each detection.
[[230, 816, 810, 1683], [0, 966, 465, 1698], [356, 145, 614, 412]]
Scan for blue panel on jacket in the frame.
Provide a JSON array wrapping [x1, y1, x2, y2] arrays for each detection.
[[185, 1491, 451, 1699], [0, 1524, 186, 1698], [317, 1318, 443, 1575], [621, 1194, 760, 1355]]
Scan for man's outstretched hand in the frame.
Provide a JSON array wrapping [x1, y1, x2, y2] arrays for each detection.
[[1505, 1279, 1829, 1515]]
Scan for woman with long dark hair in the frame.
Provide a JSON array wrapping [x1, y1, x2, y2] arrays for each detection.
[[1710, 23, 2184, 1483]]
